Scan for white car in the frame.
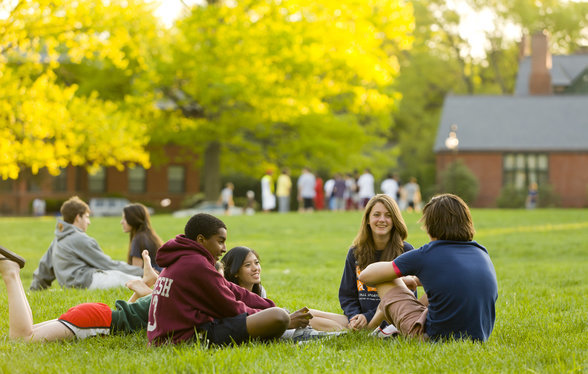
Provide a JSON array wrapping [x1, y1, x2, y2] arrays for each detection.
[[172, 201, 243, 218], [89, 198, 130, 217]]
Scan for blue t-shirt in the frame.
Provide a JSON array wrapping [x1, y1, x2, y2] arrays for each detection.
[[393, 240, 498, 342]]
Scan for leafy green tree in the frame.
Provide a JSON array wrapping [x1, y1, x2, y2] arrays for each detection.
[[154, 0, 415, 199], [391, 0, 587, 195]]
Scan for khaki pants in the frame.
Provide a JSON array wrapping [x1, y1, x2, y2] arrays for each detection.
[[379, 285, 429, 339]]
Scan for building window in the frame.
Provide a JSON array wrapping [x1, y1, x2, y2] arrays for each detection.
[[168, 165, 185, 193], [88, 167, 106, 193], [503, 153, 548, 189], [128, 166, 146, 194], [0, 179, 13, 192], [53, 168, 67, 192], [27, 176, 42, 192]]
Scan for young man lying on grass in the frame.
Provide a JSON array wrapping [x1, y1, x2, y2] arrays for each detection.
[[359, 193, 498, 342]]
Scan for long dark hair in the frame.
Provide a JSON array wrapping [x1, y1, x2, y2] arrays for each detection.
[[123, 203, 163, 264], [221, 246, 262, 296], [352, 194, 408, 270]]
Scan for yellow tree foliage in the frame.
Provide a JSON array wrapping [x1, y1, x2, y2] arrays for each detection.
[[0, 0, 160, 180], [161, 0, 414, 179]]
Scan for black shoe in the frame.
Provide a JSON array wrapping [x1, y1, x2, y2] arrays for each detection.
[[0, 245, 25, 268]]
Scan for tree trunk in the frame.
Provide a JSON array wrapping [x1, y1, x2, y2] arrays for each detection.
[[202, 141, 221, 201]]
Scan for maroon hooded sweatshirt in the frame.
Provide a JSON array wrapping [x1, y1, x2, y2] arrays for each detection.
[[147, 235, 276, 345]]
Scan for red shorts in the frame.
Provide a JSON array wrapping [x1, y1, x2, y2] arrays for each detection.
[[58, 303, 112, 339]]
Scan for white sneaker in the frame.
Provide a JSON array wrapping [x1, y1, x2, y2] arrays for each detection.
[[288, 327, 347, 342], [370, 324, 399, 339]]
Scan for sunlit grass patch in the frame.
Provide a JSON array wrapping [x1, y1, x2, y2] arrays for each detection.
[[0, 209, 586, 372]]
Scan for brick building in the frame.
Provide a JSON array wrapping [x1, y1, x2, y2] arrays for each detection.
[[434, 31, 588, 208], [0, 144, 200, 215]]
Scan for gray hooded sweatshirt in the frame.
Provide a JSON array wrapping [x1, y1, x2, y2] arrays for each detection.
[[30, 220, 142, 290]]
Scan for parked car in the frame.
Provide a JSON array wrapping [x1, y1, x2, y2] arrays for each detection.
[[172, 201, 243, 218], [89, 198, 130, 217]]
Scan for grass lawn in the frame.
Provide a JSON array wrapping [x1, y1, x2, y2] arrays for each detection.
[[0, 209, 586, 373]]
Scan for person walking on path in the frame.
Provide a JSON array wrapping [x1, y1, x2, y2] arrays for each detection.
[[276, 168, 292, 213], [297, 167, 316, 212], [314, 175, 325, 210], [218, 183, 235, 215], [380, 173, 399, 203], [261, 170, 276, 213], [403, 177, 421, 212], [357, 168, 375, 209]]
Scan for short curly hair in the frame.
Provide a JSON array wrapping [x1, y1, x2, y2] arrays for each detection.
[[184, 213, 226, 241]]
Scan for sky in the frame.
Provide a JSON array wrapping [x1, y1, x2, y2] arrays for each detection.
[[154, 0, 201, 27]]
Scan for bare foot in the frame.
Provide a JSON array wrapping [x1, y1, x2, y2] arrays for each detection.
[[126, 279, 154, 298], [141, 250, 158, 288], [0, 257, 21, 278]]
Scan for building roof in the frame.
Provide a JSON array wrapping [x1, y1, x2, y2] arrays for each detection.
[[515, 54, 588, 95], [434, 95, 588, 153]]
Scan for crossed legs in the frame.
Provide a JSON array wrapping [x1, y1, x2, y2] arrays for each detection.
[[374, 278, 428, 338], [307, 309, 349, 331]]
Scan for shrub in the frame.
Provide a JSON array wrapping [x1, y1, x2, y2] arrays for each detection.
[[496, 185, 526, 208], [537, 184, 560, 208], [180, 193, 205, 208], [436, 160, 479, 205], [44, 198, 67, 214]]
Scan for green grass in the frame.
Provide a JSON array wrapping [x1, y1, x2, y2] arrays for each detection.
[[0, 209, 586, 373]]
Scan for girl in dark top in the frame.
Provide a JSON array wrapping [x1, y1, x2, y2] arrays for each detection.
[[339, 194, 415, 331], [121, 203, 163, 272], [222, 246, 350, 331]]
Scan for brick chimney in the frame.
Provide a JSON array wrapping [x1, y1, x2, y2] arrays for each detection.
[[529, 30, 552, 95], [519, 33, 529, 61]]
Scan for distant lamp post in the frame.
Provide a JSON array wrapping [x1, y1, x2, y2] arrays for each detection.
[[445, 124, 459, 152]]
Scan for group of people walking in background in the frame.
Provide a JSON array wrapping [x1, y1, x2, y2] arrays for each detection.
[[259, 167, 423, 214]]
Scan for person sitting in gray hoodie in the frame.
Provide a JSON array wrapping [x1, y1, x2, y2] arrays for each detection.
[[30, 196, 143, 290]]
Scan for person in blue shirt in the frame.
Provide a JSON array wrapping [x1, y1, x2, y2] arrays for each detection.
[[338, 194, 414, 331], [359, 193, 498, 342]]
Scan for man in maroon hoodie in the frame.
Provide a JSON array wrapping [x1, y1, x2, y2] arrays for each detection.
[[147, 213, 290, 346]]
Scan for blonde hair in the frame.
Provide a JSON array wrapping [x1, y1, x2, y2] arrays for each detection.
[[352, 194, 408, 270]]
